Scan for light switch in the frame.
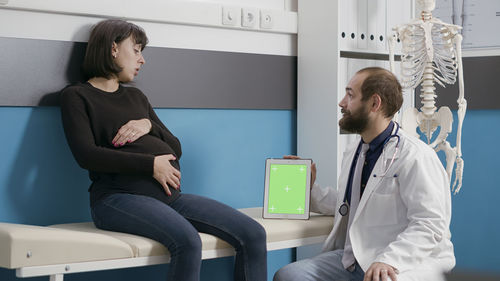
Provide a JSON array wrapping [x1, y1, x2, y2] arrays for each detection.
[[222, 6, 239, 26]]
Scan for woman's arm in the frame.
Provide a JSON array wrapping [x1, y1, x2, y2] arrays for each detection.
[[112, 118, 152, 146], [147, 103, 182, 158], [60, 89, 154, 175]]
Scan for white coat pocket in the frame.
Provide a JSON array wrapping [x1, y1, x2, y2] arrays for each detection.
[[365, 193, 399, 226]]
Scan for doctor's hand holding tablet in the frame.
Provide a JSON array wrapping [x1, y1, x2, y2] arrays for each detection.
[[262, 156, 316, 220], [283, 155, 317, 189]]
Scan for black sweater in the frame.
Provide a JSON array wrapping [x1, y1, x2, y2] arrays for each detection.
[[60, 82, 182, 206]]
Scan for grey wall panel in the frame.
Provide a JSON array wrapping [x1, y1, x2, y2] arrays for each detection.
[[136, 46, 297, 109], [0, 38, 86, 106], [415, 56, 500, 110], [0, 37, 297, 109]]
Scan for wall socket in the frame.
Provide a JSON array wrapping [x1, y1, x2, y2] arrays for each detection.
[[222, 6, 276, 31], [241, 8, 258, 28]]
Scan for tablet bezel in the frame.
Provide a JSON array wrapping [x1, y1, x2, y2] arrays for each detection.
[[263, 158, 312, 220]]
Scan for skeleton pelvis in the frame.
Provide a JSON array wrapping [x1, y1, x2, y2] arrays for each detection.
[[401, 106, 453, 146]]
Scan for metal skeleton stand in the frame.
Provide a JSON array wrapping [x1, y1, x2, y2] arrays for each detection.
[[389, 0, 467, 193]]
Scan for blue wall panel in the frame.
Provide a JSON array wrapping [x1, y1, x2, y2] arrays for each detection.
[[2, 106, 499, 279], [448, 110, 500, 273], [0, 107, 296, 280], [414, 109, 500, 274]]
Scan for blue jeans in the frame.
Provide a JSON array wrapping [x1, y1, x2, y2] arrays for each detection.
[[91, 193, 267, 281], [273, 250, 364, 281]]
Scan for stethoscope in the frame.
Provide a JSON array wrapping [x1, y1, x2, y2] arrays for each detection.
[[338, 122, 401, 217]]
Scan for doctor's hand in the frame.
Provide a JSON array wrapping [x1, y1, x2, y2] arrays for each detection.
[[153, 154, 181, 196], [283, 155, 316, 189], [363, 262, 398, 281], [112, 118, 152, 147]]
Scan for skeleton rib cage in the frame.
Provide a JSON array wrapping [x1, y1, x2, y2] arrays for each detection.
[[398, 20, 459, 91]]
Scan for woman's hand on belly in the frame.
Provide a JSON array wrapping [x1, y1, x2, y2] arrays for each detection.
[[112, 118, 152, 146], [153, 154, 181, 196]]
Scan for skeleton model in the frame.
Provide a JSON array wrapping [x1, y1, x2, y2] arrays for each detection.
[[389, 0, 467, 193]]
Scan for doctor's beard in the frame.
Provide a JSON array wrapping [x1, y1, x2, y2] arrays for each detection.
[[339, 103, 370, 134]]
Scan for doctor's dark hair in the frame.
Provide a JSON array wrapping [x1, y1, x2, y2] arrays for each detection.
[[82, 19, 148, 79], [357, 67, 403, 118]]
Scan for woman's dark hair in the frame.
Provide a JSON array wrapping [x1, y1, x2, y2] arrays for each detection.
[[358, 67, 403, 118], [83, 19, 148, 79]]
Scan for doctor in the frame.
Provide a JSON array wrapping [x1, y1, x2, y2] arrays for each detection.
[[274, 67, 455, 281]]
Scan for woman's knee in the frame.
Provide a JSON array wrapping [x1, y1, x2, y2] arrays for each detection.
[[238, 219, 267, 250], [165, 227, 202, 257], [249, 221, 267, 243]]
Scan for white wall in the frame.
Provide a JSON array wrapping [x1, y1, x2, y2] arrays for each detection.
[[0, 0, 298, 56]]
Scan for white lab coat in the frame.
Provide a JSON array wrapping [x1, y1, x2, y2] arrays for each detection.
[[310, 128, 455, 280]]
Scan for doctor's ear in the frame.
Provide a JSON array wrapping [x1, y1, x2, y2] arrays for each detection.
[[370, 94, 383, 112]]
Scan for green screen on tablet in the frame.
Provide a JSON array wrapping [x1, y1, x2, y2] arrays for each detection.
[[267, 164, 308, 214]]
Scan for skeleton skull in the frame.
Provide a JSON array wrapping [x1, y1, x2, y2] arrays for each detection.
[[417, 0, 435, 12]]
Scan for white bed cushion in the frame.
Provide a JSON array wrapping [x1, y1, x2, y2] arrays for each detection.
[[49, 223, 232, 258], [0, 207, 333, 269], [50, 208, 333, 258], [0, 222, 133, 269]]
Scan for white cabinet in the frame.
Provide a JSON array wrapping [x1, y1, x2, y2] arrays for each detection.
[[338, 0, 413, 54], [297, 0, 414, 202]]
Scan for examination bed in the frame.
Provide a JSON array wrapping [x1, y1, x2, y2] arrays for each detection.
[[0, 207, 333, 280]]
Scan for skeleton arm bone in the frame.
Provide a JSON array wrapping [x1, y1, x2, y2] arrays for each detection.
[[453, 156, 464, 194], [389, 31, 398, 74], [453, 33, 466, 193], [454, 33, 466, 158]]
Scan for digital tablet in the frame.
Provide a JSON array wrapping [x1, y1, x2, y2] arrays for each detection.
[[263, 158, 312, 220]]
